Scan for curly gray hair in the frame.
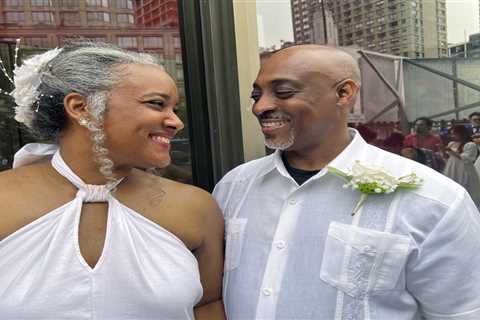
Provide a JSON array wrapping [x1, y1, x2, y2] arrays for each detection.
[[24, 41, 159, 187]]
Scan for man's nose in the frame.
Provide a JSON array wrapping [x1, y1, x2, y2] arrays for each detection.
[[252, 95, 276, 116]]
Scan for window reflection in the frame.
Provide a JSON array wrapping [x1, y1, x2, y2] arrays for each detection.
[[0, 0, 193, 184]]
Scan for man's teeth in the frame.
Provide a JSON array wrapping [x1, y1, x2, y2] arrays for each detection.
[[261, 120, 288, 128], [151, 136, 170, 144]]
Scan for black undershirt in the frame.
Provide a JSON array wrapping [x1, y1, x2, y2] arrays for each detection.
[[281, 153, 320, 185]]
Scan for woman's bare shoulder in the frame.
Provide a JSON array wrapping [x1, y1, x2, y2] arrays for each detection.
[[124, 170, 221, 220], [0, 163, 76, 240]]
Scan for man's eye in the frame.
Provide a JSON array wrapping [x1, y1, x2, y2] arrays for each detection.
[[250, 92, 261, 102], [275, 90, 295, 99]]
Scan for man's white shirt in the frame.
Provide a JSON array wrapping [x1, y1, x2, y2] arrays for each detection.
[[213, 129, 480, 320]]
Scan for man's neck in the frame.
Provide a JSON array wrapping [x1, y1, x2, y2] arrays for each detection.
[[283, 129, 351, 171]]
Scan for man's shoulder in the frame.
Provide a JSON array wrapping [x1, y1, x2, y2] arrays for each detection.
[[365, 144, 461, 206]]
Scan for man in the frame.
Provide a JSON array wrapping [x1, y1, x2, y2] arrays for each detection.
[[403, 117, 442, 152], [469, 111, 480, 134], [213, 45, 480, 319]]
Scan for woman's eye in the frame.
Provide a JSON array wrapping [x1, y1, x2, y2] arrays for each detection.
[[147, 101, 165, 108]]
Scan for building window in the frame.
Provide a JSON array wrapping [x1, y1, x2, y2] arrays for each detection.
[[143, 36, 163, 48], [173, 36, 181, 49], [117, 13, 134, 24], [5, 11, 24, 23], [24, 37, 49, 48], [175, 53, 182, 64], [87, 12, 110, 24], [60, 12, 80, 26], [61, 36, 106, 45], [3, 0, 23, 6], [86, 0, 108, 8], [32, 11, 54, 24], [117, 0, 133, 9], [31, 0, 51, 6], [59, 0, 77, 8], [117, 36, 137, 48], [176, 68, 184, 80]]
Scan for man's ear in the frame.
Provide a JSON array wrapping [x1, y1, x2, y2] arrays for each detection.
[[63, 92, 89, 122], [336, 79, 360, 109]]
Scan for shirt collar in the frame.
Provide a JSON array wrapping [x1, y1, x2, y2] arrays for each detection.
[[260, 128, 369, 179]]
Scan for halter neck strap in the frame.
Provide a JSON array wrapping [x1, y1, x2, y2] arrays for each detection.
[[51, 150, 123, 203]]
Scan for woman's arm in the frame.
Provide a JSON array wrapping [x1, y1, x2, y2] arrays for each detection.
[[460, 142, 478, 163], [193, 193, 225, 320]]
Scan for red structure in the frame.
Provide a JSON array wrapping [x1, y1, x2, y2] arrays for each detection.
[[134, 0, 178, 28]]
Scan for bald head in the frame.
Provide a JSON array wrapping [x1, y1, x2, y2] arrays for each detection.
[[265, 45, 361, 85]]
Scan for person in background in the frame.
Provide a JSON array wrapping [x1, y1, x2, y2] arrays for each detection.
[[383, 131, 405, 154], [403, 117, 442, 152], [472, 133, 480, 180], [443, 125, 480, 208], [401, 146, 427, 165], [469, 112, 480, 134]]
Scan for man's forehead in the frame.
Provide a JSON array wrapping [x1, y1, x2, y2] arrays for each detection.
[[256, 50, 338, 85]]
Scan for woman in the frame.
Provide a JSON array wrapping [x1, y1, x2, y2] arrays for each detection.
[[0, 42, 225, 319], [442, 125, 480, 208]]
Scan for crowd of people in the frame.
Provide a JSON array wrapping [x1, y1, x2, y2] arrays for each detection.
[[356, 112, 480, 208]]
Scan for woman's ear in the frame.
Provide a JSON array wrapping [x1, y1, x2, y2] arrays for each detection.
[[63, 92, 89, 122]]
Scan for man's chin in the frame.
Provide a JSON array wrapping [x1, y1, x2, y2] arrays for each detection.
[[265, 138, 295, 151]]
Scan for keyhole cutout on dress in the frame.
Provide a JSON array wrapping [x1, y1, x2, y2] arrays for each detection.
[[78, 202, 109, 269]]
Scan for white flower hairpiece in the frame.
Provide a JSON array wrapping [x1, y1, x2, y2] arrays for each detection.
[[11, 47, 62, 127], [0, 39, 62, 127], [328, 161, 423, 215]]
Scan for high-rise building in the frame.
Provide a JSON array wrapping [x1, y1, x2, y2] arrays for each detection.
[[134, 0, 178, 28], [0, 0, 182, 77], [324, 0, 448, 58], [311, 1, 338, 45], [291, 0, 325, 44]]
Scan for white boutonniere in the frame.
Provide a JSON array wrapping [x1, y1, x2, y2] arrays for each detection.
[[328, 161, 423, 216]]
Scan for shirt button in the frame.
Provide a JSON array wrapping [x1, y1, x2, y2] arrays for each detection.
[[288, 199, 297, 205], [275, 240, 286, 249], [262, 288, 273, 296]]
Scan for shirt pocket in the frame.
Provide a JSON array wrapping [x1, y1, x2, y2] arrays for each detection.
[[224, 218, 248, 272], [320, 222, 411, 298]]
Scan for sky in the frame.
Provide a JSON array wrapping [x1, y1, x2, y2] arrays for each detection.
[[256, 0, 480, 48]]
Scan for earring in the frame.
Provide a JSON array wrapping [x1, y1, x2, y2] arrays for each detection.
[[78, 116, 90, 127]]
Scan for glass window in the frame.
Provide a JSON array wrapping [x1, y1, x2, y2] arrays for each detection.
[[24, 37, 50, 48], [60, 12, 81, 26], [117, 0, 133, 9], [32, 11, 54, 24], [87, 12, 110, 24], [59, 0, 77, 8], [3, 0, 23, 6], [117, 14, 134, 24], [143, 36, 163, 48], [31, 0, 51, 6], [117, 36, 137, 48], [0, 0, 193, 185], [176, 67, 184, 80], [173, 36, 181, 48], [86, 0, 108, 8], [5, 12, 24, 23], [175, 52, 182, 64]]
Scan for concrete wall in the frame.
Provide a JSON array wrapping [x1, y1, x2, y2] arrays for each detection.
[[233, 0, 266, 161]]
